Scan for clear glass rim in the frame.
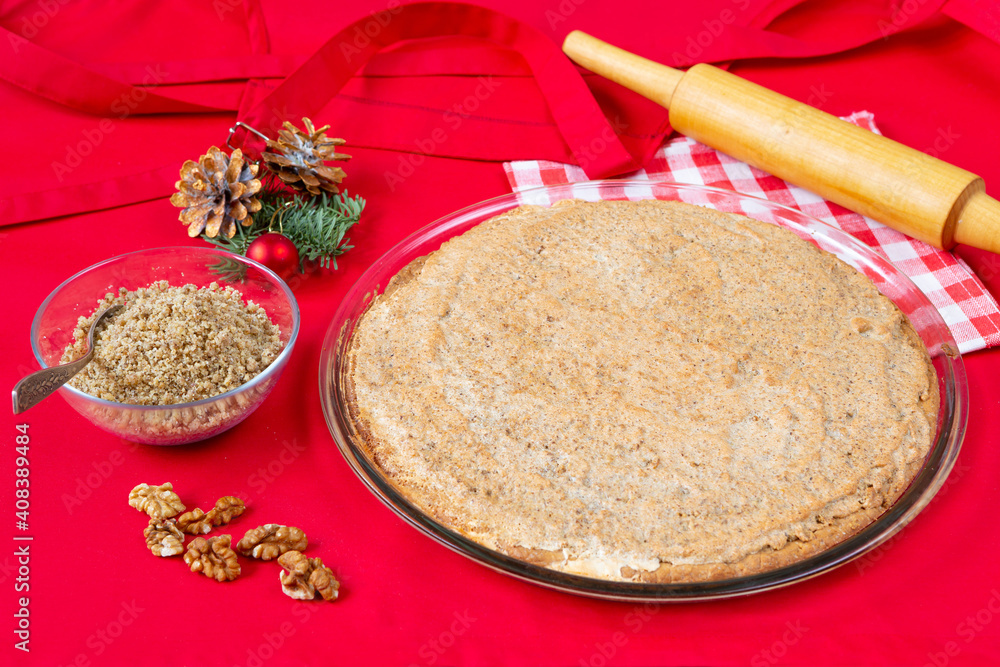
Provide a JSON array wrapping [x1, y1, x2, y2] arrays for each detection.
[[30, 245, 301, 411], [319, 180, 968, 601]]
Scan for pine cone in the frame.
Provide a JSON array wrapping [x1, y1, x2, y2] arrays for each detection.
[[261, 118, 351, 196], [170, 146, 262, 238]]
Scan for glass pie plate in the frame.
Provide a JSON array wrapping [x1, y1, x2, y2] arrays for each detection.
[[319, 180, 967, 601]]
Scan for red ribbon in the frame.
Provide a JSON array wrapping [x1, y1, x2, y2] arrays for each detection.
[[0, 0, 993, 226], [233, 3, 640, 178]]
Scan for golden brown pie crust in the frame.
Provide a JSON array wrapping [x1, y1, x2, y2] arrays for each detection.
[[345, 199, 939, 583]]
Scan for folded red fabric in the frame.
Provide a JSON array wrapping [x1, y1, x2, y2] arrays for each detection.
[[2, 0, 994, 227]]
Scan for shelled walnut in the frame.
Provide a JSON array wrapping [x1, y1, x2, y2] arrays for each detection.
[[237, 524, 308, 560], [277, 551, 339, 601], [176, 496, 245, 535], [144, 519, 184, 557], [177, 508, 212, 535], [183, 535, 241, 582], [208, 496, 245, 526], [128, 483, 186, 520], [128, 480, 341, 595]]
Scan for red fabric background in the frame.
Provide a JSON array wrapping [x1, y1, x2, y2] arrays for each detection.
[[2, 1, 999, 665]]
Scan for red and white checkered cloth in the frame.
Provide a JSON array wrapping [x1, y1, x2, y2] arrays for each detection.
[[504, 112, 1000, 353]]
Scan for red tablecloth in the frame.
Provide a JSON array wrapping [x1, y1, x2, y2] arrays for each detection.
[[3, 1, 999, 665]]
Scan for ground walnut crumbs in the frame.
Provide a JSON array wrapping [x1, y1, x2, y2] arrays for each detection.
[[62, 281, 282, 405]]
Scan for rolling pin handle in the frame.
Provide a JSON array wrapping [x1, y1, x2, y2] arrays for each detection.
[[561, 30, 1000, 256], [562, 30, 684, 108]]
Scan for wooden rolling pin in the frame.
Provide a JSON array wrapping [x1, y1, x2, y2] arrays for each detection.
[[563, 31, 1000, 254]]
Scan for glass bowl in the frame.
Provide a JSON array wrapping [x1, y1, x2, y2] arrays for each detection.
[[319, 180, 967, 600], [29, 246, 300, 446]]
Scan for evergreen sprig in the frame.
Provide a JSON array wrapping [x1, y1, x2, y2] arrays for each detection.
[[262, 192, 365, 270], [201, 189, 365, 272]]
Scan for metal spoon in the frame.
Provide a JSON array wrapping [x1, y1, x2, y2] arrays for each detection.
[[12, 304, 123, 414]]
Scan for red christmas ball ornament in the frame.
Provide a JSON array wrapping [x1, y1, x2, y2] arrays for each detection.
[[247, 232, 300, 280]]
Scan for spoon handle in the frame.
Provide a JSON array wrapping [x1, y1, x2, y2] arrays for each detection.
[[12, 356, 93, 414], [11, 304, 122, 414]]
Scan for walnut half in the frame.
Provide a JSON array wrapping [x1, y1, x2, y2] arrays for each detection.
[[176, 496, 246, 535], [237, 524, 308, 561], [177, 508, 211, 535], [207, 496, 245, 526], [183, 535, 241, 582], [128, 482, 186, 520], [144, 519, 184, 557], [277, 550, 339, 601]]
